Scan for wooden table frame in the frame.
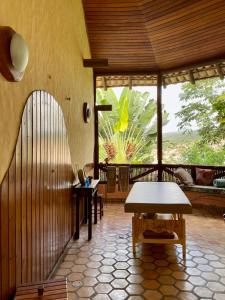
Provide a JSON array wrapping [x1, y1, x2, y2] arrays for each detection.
[[125, 182, 192, 260], [73, 179, 99, 240], [132, 212, 186, 259]]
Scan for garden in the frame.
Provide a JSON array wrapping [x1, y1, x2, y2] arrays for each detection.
[[97, 78, 225, 166]]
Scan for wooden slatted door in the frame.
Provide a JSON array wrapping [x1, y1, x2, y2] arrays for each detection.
[[0, 91, 74, 300]]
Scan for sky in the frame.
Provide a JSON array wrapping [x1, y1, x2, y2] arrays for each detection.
[[113, 84, 183, 133]]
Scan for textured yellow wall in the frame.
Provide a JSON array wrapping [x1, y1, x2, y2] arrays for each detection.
[[0, 0, 94, 182]]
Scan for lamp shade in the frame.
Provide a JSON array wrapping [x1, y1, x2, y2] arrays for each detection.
[[10, 33, 29, 72]]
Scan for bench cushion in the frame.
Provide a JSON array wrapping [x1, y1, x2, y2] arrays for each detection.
[[182, 184, 225, 194]]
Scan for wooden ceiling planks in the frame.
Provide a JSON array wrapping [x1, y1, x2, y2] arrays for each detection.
[[82, 0, 225, 74]]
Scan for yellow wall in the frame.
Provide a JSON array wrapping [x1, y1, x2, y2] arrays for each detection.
[[0, 0, 94, 182]]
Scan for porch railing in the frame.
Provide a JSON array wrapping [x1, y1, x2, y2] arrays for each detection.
[[97, 163, 225, 183]]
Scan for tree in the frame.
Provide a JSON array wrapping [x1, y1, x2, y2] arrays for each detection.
[[182, 142, 225, 165], [176, 78, 225, 146], [97, 87, 168, 163]]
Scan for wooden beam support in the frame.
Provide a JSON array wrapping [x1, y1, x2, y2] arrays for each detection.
[[95, 70, 159, 76], [83, 59, 108, 68], [216, 64, 224, 80], [103, 76, 107, 90], [188, 70, 195, 84], [94, 72, 99, 179], [162, 76, 167, 89], [128, 76, 132, 90], [95, 105, 112, 112], [157, 73, 163, 181], [95, 58, 225, 77], [163, 57, 225, 75]]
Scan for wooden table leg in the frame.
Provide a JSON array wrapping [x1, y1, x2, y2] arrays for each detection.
[[181, 215, 186, 260], [132, 215, 136, 254], [88, 194, 92, 240], [84, 196, 88, 224], [94, 190, 98, 224], [132, 213, 141, 255], [74, 193, 80, 240]]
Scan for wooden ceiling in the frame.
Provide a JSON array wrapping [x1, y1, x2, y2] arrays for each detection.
[[82, 0, 225, 74]]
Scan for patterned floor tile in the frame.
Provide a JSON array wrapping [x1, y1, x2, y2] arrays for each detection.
[[52, 203, 225, 299]]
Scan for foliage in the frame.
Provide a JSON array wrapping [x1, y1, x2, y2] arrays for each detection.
[[97, 87, 168, 163], [182, 142, 225, 166], [176, 78, 225, 146]]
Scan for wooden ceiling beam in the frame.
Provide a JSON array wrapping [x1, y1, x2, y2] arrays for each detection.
[[159, 57, 225, 75], [95, 105, 112, 112], [83, 1, 225, 76], [83, 59, 108, 68]]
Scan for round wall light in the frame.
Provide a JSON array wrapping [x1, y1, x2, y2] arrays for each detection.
[[0, 26, 29, 81], [83, 102, 92, 123], [10, 33, 29, 73]]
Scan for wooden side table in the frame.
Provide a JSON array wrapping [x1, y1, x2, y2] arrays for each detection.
[[73, 179, 99, 240]]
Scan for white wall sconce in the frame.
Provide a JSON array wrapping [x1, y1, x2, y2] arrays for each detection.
[[0, 26, 29, 81]]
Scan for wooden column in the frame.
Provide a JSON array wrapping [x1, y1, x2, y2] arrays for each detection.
[[93, 72, 99, 179], [157, 73, 163, 181]]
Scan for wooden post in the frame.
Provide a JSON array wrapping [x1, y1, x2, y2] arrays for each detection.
[[216, 64, 224, 80], [188, 70, 195, 84], [157, 73, 163, 181], [94, 73, 112, 179], [103, 76, 107, 91], [93, 72, 99, 179]]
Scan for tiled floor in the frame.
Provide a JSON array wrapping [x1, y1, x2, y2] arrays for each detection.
[[53, 204, 225, 300]]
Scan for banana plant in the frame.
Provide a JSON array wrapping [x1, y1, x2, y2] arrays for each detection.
[[97, 87, 168, 163]]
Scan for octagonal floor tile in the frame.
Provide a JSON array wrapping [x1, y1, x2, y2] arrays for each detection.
[[93, 295, 111, 300], [126, 283, 144, 295], [113, 269, 129, 278], [94, 283, 112, 294], [160, 285, 178, 296], [52, 204, 225, 300], [109, 289, 128, 300], [97, 273, 114, 283], [143, 290, 162, 300], [77, 286, 94, 298], [194, 286, 213, 298]]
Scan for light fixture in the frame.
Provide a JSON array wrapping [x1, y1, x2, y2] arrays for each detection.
[[0, 26, 29, 81], [10, 33, 29, 73], [83, 102, 92, 123]]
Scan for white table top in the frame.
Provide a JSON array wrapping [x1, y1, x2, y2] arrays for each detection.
[[124, 182, 192, 214]]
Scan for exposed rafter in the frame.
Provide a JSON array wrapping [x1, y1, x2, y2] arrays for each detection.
[[83, 0, 225, 74], [83, 59, 108, 68], [96, 62, 225, 89]]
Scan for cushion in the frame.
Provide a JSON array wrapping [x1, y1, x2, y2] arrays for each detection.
[[196, 168, 215, 186], [143, 230, 175, 239], [174, 167, 194, 186], [213, 179, 225, 188]]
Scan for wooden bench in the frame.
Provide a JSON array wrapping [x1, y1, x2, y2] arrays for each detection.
[[14, 279, 68, 300], [182, 185, 225, 213]]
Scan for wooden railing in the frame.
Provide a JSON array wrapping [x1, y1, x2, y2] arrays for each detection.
[[97, 163, 225, 183]]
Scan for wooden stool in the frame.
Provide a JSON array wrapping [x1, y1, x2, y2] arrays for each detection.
[[93, 194, 104, 220], [14, 279, 68, 300], [98, 194, 104, 219]]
